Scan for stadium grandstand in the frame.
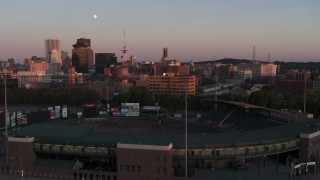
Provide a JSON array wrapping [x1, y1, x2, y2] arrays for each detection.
[[0, 100, 320, 180]]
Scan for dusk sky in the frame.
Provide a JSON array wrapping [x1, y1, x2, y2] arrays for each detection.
[[0, 0, 319, 63]]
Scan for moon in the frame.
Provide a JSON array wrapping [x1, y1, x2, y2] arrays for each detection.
[[93, 14, 97, 19]]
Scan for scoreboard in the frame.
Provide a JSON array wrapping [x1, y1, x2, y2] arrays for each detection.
[[121, 103, 140, 117]]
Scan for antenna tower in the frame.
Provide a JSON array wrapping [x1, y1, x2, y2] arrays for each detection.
[[252, 45, 256, 62], [121, 29, 128, 66]]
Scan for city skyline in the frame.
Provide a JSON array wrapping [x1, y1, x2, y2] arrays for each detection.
[[0, 0, 319, 63]]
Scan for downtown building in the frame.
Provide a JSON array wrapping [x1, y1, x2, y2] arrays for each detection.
[[148, 73, 196, 96], [45, 39, 61, 64], [95, 53, 117, 74], [45, 39, 63, 75], [72, 38, 94, 74]]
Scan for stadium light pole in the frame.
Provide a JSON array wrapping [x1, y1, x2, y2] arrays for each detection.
[[215, 63, 218, 111], [4, 70, 9, 163], [185, 76, 188, 178], [106, 76, 109, 119], [304, 74, 306, 113]]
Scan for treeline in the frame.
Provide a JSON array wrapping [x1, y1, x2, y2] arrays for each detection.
[[4, 86, 318, 116], [114, 86, 320, 116], [248, 89, 320, 117], [0, 87, 100, 105], [112, 86, 245, 112]]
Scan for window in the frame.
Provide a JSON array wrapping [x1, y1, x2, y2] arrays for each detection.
[[311, 141, 315, 147], [163, 167, 167, 174], [157, 154, 160, 161], [131, 165, 135, 172], [120, 165, 123, 171], [163, 155, 167, 162], [138, 165, 141, 172], [245, 148, 249, 154], [157, 167, 160, 174], [126, 165, 129, 172]]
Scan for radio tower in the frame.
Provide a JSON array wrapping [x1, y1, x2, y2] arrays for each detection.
[[252, 45, 256, 63], [121, 29, 128, 67]]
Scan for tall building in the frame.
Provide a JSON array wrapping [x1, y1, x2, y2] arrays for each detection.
[[160, 47, 180, 65], [45, 39, 61, 64], [95, 53, 117, 74], [72, 38, 94, 74], [61, 51, 68, 60]]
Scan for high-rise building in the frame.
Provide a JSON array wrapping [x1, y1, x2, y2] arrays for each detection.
[[95, 53, 117, 74], [61, 51, 68, 60], [45, 39, 61, 64], [72, 38, 94, 74]]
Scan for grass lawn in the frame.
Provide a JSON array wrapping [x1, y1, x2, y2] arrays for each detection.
[[162, 117, 184, 127]]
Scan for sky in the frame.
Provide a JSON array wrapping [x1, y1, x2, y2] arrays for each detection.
[[0, 0, 319, 63]]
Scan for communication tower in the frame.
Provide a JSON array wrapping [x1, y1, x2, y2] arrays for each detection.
[[121, 29, 128, 67]]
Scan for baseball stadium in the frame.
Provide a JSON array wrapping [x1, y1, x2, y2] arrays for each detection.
[[0, 100, 319, 180]]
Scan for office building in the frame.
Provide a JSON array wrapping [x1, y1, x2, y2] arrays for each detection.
[[237, 63, 278, 77], [148, 73, 196, 96], [45, 39, 61, 64], [72, 38, 94, 74], [24, 58, 48, 72], [95, 53, 117, 74]]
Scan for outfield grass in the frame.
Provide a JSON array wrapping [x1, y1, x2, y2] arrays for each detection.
[[162, 117, 184, 127]]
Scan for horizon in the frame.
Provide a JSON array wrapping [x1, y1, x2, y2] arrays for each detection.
[[1, 0, 319, 63]]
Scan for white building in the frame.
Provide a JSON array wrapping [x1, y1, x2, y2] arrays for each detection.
[[45, 39, 61, 64], [237, 63, 278, 77], [12, 71, 51, 87]]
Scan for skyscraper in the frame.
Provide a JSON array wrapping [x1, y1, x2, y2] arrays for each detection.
[[72, 38, 94, 73], [95, 53, 117, 74], [45, 39, 61, 64]]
